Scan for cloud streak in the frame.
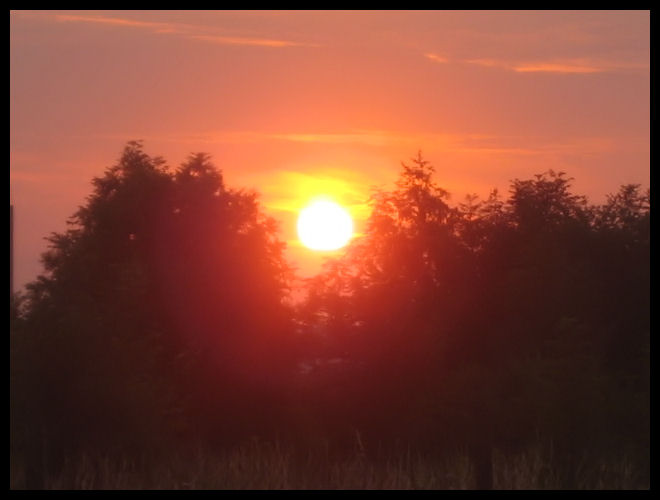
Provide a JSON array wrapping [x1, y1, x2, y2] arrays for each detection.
[[463, 57, 648, 74], [190, 34, 316, 48], [426, 53, 646, 74], [55, 14, 173, 30], [424, 53, 449, 64], [93, 129, 621, 160], [53, 13, 316, 48]]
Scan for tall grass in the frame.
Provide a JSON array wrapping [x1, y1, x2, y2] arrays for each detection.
[[10, 440, 648, 490]]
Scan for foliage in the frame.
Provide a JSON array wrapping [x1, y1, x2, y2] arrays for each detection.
[[10, 142, 295, 486], [10, 145, 649, 489], [298, 154, 649, 481]]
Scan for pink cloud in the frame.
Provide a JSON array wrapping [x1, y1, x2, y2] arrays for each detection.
[[53, 13, 315, 48]]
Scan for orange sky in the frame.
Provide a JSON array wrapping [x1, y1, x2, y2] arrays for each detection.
[[10, 10, 650, 292]]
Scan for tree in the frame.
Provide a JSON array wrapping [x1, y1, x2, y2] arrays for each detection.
[[298, 153, 473, 453], [298, 156, 649, 488], [11, 142, 295, 486]]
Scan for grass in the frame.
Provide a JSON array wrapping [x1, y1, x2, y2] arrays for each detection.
[[10, 440, 649, 490]]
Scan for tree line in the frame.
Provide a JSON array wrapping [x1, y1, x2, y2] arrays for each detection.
[[10, 143, 649, 488]]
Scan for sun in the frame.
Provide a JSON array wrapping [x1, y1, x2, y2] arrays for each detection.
[[297, 200, 353, 251]]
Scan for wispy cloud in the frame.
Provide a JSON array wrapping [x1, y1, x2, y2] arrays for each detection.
[[96, 130, 418, 147], [55, 14, 172, 30], [92, 129, 628, 160], [464, 57, 648, 74], [190, 34, 315, 48], [513, 62, 602, 74], [424, 53, 449, 64], [267, 132, 393, 147], [52, 13, 316, 48], [463, 58, 505, 69]]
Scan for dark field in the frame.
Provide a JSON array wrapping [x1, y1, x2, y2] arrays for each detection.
[[10, 441, 649, 490]]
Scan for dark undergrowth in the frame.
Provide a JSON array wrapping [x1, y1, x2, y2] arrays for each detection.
[[10, 440, 649, 490]]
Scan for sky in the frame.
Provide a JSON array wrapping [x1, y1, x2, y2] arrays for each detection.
[[10, 10, 650, 293]]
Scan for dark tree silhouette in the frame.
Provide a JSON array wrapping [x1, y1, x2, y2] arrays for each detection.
[[11, 146, 649, 489], [298, 156, 649, 489], [10, 142, 295, 486]]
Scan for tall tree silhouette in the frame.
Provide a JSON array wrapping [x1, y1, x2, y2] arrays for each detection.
[[299, 157, 649, 488], [299, 153, 473, 451], [11, 142, 295, 486]]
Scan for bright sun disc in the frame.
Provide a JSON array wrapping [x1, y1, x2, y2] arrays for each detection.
[[297, 200, 353, 251]]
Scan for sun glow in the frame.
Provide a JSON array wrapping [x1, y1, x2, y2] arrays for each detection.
[[297, 200, 353, 251]]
